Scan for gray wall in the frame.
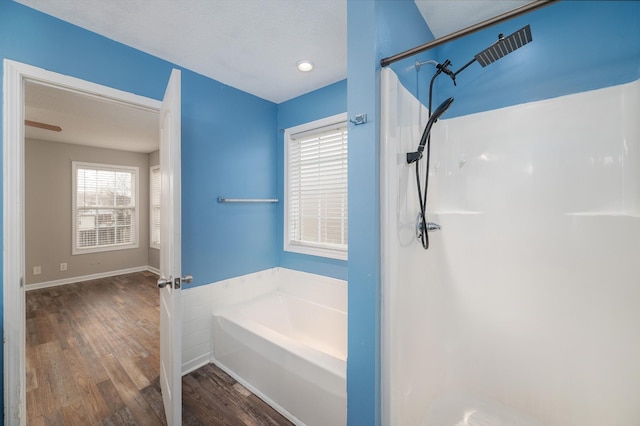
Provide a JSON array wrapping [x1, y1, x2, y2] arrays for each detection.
[[25, 138, 151, 285], [148, 150, 160, 270]]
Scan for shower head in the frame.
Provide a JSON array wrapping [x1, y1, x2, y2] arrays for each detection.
[[452, 25, 533, 77], [450, 24, 532, 77], [430, 96, 455, 123], [475, 24, 532, 67], [407, 97, 454, 164]]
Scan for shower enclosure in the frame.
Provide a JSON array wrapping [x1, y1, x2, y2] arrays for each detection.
[[381, 64, 640, 425]]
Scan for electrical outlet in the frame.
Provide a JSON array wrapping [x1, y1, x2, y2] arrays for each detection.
[[60, 263, 67, 271], [33, 266, 41, 275]]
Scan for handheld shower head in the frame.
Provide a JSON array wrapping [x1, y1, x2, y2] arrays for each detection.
[[406, 97, 454, 164], [429, 96, 455, 125], [475, 24, 532, 67]]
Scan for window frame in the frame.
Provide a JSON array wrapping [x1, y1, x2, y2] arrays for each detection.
[[149, 165, 161, 249], [72, 161, 140, 255], [284, 112, 348, 260]]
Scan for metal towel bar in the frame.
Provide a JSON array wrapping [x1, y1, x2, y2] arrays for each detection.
[[217, 197, 279, 203]]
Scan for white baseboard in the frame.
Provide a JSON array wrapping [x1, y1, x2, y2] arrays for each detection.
[[146, 265, 160, 276], [26, 266, 157, 291], [182, 353, 211, 376]]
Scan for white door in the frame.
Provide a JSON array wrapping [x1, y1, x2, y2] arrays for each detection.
[[158, 68, 183, 426]]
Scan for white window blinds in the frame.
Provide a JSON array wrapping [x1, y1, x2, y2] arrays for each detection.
[[73, 162, 139, 254], [150, 166, 160, 248], [286, 116, 348, 259]]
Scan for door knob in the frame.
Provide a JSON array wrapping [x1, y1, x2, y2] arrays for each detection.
[[181, 275, 193, 284], [157, 276, 172, 289]]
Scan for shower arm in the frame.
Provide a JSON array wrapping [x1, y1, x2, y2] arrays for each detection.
[[453, 57, 477, 77], [420, 56, 477, 86]]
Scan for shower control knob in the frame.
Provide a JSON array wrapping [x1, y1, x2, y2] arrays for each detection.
[[426, 222, 442, 232]]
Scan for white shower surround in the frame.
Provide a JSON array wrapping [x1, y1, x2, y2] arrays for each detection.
[[381, 68, 640, 425]]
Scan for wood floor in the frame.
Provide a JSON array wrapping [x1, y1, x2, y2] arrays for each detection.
[[26, 271, 293, 426]]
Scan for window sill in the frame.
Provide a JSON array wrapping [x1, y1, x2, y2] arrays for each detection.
[[285, 241, 347, 261], [72, 243, 139, 256]]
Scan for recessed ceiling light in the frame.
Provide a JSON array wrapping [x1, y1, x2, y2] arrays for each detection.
[[297, 60, 314, 72]]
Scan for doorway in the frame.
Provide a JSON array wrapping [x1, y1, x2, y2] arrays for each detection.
[[23, 79, 160, 288], [3, 59, 166, 425]]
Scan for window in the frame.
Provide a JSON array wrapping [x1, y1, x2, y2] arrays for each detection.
[[284, 113, 348, 260], [150, 165, 160, 249], [72, 162, 139, 254]]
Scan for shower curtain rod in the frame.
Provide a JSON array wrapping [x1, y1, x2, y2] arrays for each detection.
[[380, 0, 558, 68]]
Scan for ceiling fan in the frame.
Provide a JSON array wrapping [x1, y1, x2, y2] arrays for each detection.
[[24, 120, 62, 132]]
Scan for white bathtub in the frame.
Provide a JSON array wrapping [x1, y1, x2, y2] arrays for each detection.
[[210, 268, 347, 426]]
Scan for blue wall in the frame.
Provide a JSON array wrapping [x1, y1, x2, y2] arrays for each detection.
[[427, 1, 640, 117], [346, 0, 379, 423], [0, 0, 279, 410], [276, 80, 348, 281], [181, 72, 279, 284], [346, 1, 433, 424]]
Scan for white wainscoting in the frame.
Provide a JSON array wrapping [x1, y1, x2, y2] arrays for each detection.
[[181, 283, 214, 375]]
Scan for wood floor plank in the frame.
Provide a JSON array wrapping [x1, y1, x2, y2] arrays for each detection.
[[63, 346, 111, 423], [101, 406, 138, 426], [75, 340, 111, 384], [33, 314, 55, 345], [181, 374, 230, 425], [136, 352, 159, 383], [60, 398, 93, 426], [47, 312, 72, 351], [139, 377, 166, 423], [99, 352, 164, 425], [26, 387, 44, 420], [97, 379, 125, 414], [43, 410, 66, 426]]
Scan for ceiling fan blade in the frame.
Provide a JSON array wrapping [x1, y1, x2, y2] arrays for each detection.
[[25, 120, 62, 132]]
